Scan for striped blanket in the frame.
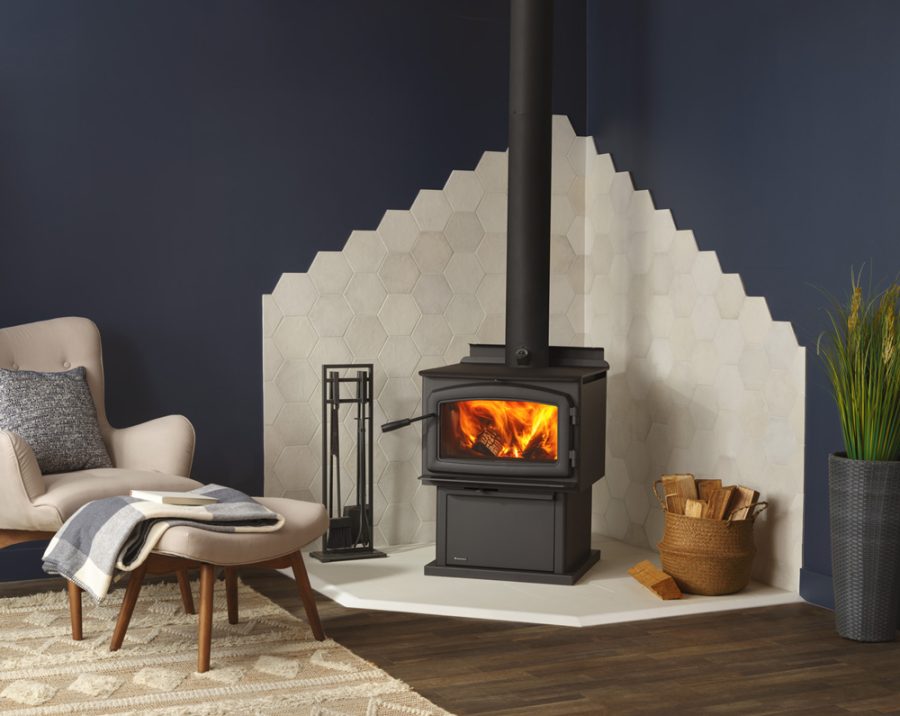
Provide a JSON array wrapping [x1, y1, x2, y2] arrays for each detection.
[[42, 484, 284, 601]]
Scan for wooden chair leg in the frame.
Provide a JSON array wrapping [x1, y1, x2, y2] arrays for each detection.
[[176, 569, 195, 614], [110, 562, 148, 651], [67, 581, 82, 641], [197, 563, 215, 673], [289, 552, 325, 641], [224, 567, 238, 625]]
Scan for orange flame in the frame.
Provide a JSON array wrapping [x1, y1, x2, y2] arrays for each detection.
[[442, 400, 558, 462]]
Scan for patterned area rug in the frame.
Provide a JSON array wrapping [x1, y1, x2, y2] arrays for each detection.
[[0, 579, 451, 715]]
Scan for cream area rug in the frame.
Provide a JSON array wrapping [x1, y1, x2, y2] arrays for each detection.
[[0, 579, 451, 715]]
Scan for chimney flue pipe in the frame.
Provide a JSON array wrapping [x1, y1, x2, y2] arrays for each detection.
[[504, 0, 553, 369]]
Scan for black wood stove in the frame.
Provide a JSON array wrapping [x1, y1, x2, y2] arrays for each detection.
[[383, 0, 608, 585]]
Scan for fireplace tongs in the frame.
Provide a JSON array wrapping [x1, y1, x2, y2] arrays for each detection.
[[380, 413, 435, 433]]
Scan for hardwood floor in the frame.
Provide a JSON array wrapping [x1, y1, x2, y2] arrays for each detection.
[[4, 572, 899, 714]]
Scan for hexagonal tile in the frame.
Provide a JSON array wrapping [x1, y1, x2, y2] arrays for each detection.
[[715, 364, 745, 411], [477, 314, 505, 343], [689, 383, 719, 430], [765, 418, 798, 466], [410, 189, 451, 232], [412, 274, 453, 314], [766, 321, 800, 371], [308, 336, 352, 368], [445, 294, 484, 335], [411, 314, 452, 355], [477, 233, 507, 274], [263, 380, 284, 425], [444, 212, 485, 253], [342, 230, 388, 273], [273, 316, 317, 359], [549, 316, 576, 345], [413, 483, 436, 521], [377, 210, 419, 253], [715, 273, 745, 319], [378, 460, 418, 503], [444, 253, 484, 295], [738, 344, 770, 390], [670, 274, 697, 317], [646, 337, 674, 379], [411, 232, 452, 273], [274, 445, 320, 491], [569, 175, 587, 216], [378, 377, 420, 421], [551, 149, 575, 194], [549, 273, 575, 315], [764, 369, 798, 417], [605, 498, 630, 539], [443, 170, 484, 212], [474, 150, 507, 193], [378, 254, 420, 293], [627, 315, 653, 357], [690, 251, 722, 296], [272, 273, 318, 316], [273, 402, 318, 446], [344, 315, 387, 359], [669, 230, 698, 273], [691, 295, 721, 341], [343, 273, 387, 317], [625, 357, 653, 400], [379, 335, 421, 378], [689, 340, 719, 386], [590, 233, 613, 276], [380, 502, 420, 545], [262, 294, 282, 338], [567, 136, 589, 177], [625, 481, 650, 524], [739, 296, 773, 344], [309, 251, 352, 294], [475, 273, 506, 315], [378, 294, 421, 335], [552, 114, 576, 155], [550, 195, 575, 235], [714, 319, 745, 365], [625, 231, 652, 274], [609, 172, 634, 214], [588, 152, 616, 196], [275, 359, 319, 402], [476, 192, 507, 233], [309, 295, 354, 337], [445, 335, 475, 364]]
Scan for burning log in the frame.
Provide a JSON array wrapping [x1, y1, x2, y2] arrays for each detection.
[[474, 426, 504, 457]]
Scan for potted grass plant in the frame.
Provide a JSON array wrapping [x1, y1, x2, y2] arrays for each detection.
[[818, 270, 900, 641]]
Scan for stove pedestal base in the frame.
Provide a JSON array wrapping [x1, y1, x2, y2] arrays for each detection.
[[424, 549, 600, 585]]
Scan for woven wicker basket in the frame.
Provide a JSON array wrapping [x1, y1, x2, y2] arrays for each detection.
[[653, 481, 767, 596]]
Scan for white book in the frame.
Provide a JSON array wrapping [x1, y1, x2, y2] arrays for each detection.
[[129, 490, 218, 506]]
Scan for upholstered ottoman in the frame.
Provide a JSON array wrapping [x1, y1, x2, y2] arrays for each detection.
[[68, 497, 328, 673]]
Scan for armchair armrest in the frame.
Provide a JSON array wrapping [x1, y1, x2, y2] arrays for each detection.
[[108, 415, 196, 477], [0, 430, 49, 531]]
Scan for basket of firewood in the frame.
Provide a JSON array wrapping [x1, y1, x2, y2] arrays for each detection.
[[653, 474, 767, 596]]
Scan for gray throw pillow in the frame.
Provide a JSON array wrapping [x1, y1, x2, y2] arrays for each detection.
[[0, 366, 113, 474]]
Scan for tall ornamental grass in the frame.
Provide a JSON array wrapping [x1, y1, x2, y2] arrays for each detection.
[[818, 270, 900, 461]]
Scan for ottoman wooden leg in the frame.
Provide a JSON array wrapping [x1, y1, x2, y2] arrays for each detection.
[[224, 567, 238, 624], [289, 552, 325, 641], [110, 562, 148, 651], [67, 581, 82, 641], [197, 563, 215, 673], [176, 569, 195, 614]]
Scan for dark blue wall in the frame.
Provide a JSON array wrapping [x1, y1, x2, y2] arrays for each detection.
[[587, 0, 900, 606], [0, 0, 586, 579]]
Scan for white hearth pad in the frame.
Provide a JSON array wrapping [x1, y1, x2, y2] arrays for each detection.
[[300, 537, 800, 627]]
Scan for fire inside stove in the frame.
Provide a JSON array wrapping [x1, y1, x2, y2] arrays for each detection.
[[439, 399, 558, 462]]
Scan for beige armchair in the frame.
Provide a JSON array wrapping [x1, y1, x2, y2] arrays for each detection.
[[0, 317, 202, 549]]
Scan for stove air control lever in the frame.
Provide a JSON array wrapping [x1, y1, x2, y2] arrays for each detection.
[[380, 413, 436, 433]]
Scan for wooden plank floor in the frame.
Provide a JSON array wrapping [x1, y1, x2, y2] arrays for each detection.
[[4, 572, 899, 714]]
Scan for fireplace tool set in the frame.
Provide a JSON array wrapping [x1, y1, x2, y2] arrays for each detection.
[[311, 364, 385, 563]]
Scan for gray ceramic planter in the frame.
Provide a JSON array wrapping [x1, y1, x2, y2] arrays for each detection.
[[829, 453, 900, 642]]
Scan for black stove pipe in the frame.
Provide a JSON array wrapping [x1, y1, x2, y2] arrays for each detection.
[[505, 0, 553, 369]]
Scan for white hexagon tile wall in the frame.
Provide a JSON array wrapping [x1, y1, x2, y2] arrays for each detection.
[[263, 116, 805, 592]]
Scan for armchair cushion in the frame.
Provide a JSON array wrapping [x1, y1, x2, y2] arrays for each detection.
[[33, 468, 203, 524], [0, 366, 112, 474]]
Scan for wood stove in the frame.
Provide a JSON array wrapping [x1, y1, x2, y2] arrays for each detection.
[[382, 0, 608, 584]]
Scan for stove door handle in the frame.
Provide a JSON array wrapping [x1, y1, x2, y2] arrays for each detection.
[[380, 413, 436, 433]]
